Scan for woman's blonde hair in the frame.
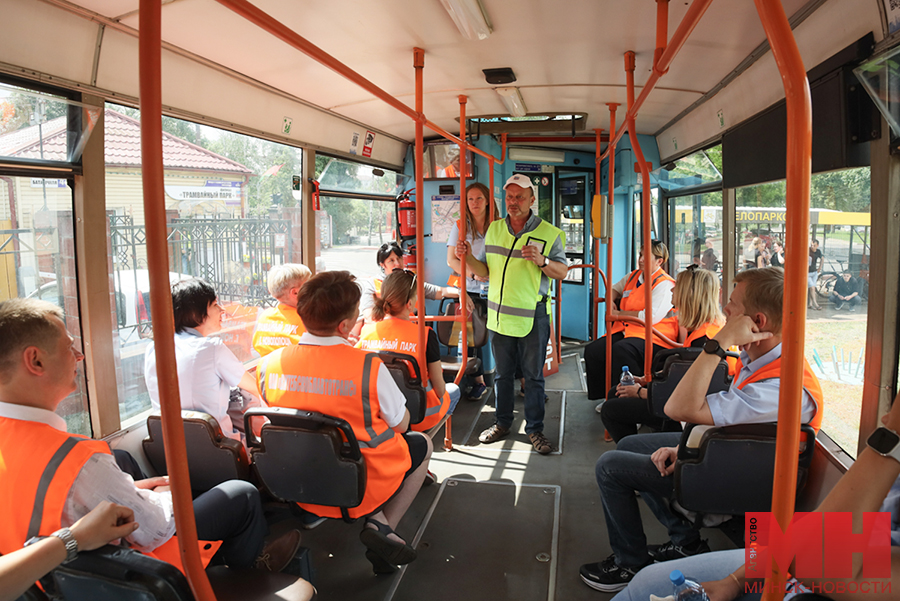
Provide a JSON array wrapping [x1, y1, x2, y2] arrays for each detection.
[[463, 183, 500, 237], [674, 267, 725, 331], [372, 269, 416, 321]]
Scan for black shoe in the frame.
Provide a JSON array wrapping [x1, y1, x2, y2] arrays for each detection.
[[647, 539, 710, 562], [579, 554, 650, 592]]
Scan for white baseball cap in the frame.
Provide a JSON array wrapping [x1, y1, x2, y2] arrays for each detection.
[[503, 174, 536, 195]]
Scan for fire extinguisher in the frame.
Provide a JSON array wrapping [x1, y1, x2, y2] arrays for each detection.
[[310, 179, 321, 211], [403, 244, 417, 271], [397, 189, 416, 238]]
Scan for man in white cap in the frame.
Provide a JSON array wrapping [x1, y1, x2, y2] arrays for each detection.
[[456, 174, 567, 454]]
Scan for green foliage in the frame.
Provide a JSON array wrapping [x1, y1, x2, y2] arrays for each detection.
[[734, 167, 870, 212]]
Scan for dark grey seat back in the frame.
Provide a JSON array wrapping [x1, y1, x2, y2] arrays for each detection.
[[377, 351, 427, 424], [142, 411, 250, 493], [246, 407, 365, 510], [674, 422, 816, 515], [39, 545, 193, 601], [647, 347, 732, 419]]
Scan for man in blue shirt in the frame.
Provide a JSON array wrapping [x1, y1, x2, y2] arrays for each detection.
[[579, 267, 822, 593]]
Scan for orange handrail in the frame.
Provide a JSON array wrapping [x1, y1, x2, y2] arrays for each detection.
[[138, 1, 215, 599], [605, 103, 619, 395], [593, 128, 603, 340], [607, 315, 681, 350], [624, 51, 656, 380], [654, 0, 670, 77], [753, 0, 812, 599], [213, 0, 500, 165], [598, 0, 714, 164], [554, 264, 609, 356], [413, 47, 428, 402]]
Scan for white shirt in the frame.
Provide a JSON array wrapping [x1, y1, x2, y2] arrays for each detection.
[[448, 221, 488, 294], [0, 401, 175, 552], [144, 328, 246, 441], [293, 332, 408, 428], [611, 268, 675, 323]]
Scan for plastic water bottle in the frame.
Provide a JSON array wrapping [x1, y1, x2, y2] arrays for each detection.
[[457, 326, 464, 358], [670, 570, 709, 601], [620, 366, 636, 387]]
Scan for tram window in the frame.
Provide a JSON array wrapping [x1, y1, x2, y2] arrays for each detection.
[[734, 166, 871, 456], [104, 104, 304, 423], [632, 188, 660, 270], [0, 175, 90, 435], [318, 196, 396, 282], [667, 192, 723, 276]]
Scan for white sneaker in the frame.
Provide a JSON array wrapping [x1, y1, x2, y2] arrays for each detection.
[[595, 400, 605, 414]]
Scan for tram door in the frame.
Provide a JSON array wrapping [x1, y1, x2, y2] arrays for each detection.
[[558, 172, 592, 341]]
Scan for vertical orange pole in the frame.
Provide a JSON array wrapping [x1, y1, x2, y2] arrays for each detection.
[[605, 103, 618, 399], [457, 94, 470, 381], [624, 51, 655, 380], [654, 0, 670, 74], [413, 49, 427, 379], [138, 1, 215, 599], [593, 128, 603, 340], [753, 0, 812, 599]]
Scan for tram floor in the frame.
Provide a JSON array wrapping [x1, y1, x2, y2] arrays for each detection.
[[279, 351, 738, 601]]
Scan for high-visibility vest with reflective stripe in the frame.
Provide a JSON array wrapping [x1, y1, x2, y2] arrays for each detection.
[[357, 318, 450, 432], [257, 344, 411, 518], [252, 303, 306, 357], [734, 356, 825, 433], [0, 417, 219, 574], [611, 268, 675, 337], [483, 217, 565, 337]]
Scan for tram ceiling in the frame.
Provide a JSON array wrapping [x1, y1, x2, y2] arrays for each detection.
[[9, 0, 881, 156]]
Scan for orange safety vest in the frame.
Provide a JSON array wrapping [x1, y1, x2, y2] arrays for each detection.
[[257, 344, 411, 518], [0, 417, 219, 574], [252, 303, 306, 357], [734, 356, 825, 433], [356, 318, 451, 432], [612, 268, 675, 337]]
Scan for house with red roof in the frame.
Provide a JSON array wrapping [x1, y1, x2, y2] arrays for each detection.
[[0, 108, 252, 229]]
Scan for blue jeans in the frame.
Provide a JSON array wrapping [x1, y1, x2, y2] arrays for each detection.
[[596, 432, 700, 568], [611, 549, 760, 601], [447, 383, 462, 414], [490, 302, 550, 435]]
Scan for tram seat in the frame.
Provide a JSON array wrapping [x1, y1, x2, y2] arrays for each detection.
[[646, 348, 734, 420], [37, 544, 315, 601], [435, 299, 487, 379], [377, 351, 427, 425], [674, 422, 817, 516], [142, 411, 250, 494], [245, 407, 365, 521]]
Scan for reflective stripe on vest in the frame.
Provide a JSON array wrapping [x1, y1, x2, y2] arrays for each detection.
[[257, 344, 411, 518], [483, 218, 565, 337], [734, 356, 825, 433], [357, 319, 451, 432], [0, 418, 220, 574], [252, 303, 306, 357]]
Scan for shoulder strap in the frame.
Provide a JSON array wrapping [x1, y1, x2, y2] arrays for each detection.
[[27, 437, 83, 539]]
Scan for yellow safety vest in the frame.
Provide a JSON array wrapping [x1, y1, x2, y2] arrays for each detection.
[[483, 217, 565, 337]]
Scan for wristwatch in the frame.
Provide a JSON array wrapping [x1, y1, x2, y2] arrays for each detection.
[[867, 426, 900, 464], [702, 338, 727, 359], [540, 256, 548, 268], [24, 527, 79, 563]]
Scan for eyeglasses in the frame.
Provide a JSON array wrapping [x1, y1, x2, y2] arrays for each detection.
[[685, 264, 700, 273], [402, 269, 417, 292]]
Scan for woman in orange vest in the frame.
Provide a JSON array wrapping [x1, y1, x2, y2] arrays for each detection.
[[446, 182, 500, 401], [257, 271, 433, 573], [584, 240, 674, 404], [600, 267, 726, 442], [357, 269, 462, 432]]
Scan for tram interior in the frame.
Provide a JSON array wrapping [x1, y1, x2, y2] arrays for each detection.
[[3, 0, 900, 599]]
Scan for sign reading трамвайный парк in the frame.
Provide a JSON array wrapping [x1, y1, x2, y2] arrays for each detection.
[[745, 512, 892, 595]]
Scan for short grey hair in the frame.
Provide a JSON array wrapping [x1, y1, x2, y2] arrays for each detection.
[[267, 263, 312, 300]]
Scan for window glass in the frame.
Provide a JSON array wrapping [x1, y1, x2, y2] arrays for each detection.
[[317, 196, 395, 281], [317, 156, 407, 196], [105, 103, 304, 423], [0, 175, 90, 435], [653, 145, 722, 192], [632, 188, 660, 270], [733, 167, 871, 456], [667, 191, 723, 276]]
